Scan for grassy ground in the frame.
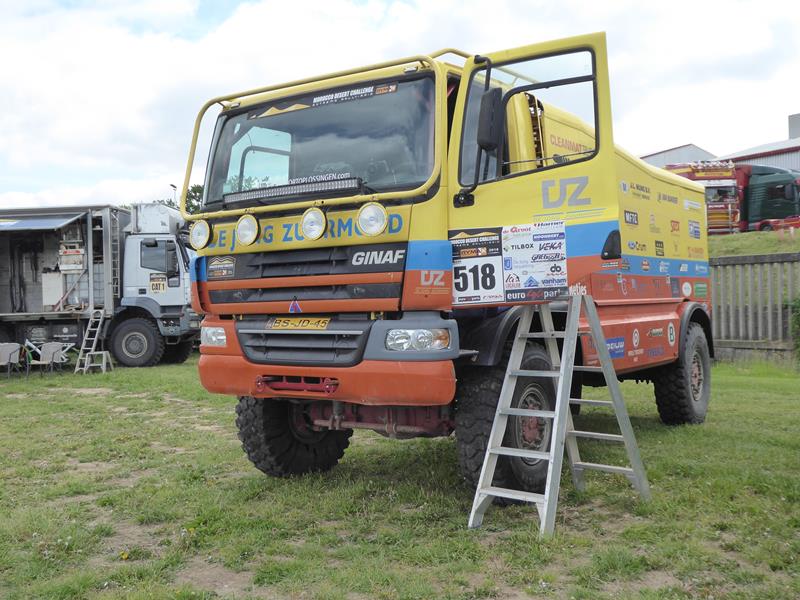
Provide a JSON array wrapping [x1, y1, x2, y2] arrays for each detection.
[[0, 358, 798, 599], [709, 230, 800, 258]]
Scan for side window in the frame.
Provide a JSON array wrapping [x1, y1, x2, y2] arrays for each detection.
[[224, 125, 291, 194], [141, 241, 181, 287], [459, 50, 597, 186], [141, 241, 166, 271], [766, 184, 798, 219]]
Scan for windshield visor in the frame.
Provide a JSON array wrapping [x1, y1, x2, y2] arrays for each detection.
[[204, 77, 435, 209]]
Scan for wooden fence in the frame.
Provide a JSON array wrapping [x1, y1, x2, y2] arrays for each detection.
[[710, 252, 800, 360]]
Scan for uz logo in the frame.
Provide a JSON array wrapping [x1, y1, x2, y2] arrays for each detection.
[[420, 270, 445, 286], [541, 176, 590, 209]]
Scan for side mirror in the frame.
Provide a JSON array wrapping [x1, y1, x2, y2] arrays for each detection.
[[477, 88, 503, 151], [166, 241, 180, 277]]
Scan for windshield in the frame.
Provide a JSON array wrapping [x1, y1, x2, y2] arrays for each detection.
[[203, 76, 435, 209], [706, 186, 737, 203]]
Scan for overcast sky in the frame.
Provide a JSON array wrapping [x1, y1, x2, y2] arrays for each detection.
[[1, 0, 798, 208]]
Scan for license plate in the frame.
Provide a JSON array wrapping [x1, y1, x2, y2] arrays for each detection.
[[268, 317, 331, 330]]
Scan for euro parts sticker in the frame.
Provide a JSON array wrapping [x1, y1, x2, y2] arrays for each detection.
[[501, 220, 568, 302]]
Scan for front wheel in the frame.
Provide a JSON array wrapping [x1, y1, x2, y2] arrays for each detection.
[[235, 397, 352, 477], [652, 323, 711, 425], [110, 318, 165, 367], [455, 345, 556, 495]]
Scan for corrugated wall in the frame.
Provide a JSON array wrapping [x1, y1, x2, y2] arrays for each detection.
[[734, 150, 800, 171]]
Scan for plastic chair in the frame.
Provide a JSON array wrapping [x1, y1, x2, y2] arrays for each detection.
[[27, 342, 64, 377], [0, 343, 22, 378]]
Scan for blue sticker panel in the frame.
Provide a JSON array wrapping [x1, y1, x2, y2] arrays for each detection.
[[565, 220, 618, 258], [405, 240, 453, 271], [190, 256, 207, 282]]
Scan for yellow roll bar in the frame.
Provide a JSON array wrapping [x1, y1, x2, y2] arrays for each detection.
[[180, 54, 445, 220]]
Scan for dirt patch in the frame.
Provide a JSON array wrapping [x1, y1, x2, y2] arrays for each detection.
[[193, 423, 227, 433], [603, 570, 684, 595], [5, 393, 30, 399], [118, 392, 149, 399], [174, 556, 271, 598], [74, 388, 114, 396], [88, 519, 165, 568], [66, 458, 115, 474], [150, 441, 190, 454]]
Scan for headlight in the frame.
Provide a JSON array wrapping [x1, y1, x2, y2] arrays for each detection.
[[357, 202, 388, 236], [385, 329, 450, 351], [236, 214, 259, 246], [201, 326, 227, 347], [301, 207, 326, 241], [189, 220, 211, 250]]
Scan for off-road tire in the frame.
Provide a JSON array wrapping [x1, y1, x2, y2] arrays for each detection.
[[455, 345, 556, 495], [652, 323, 711, 425], [110, 318, 165, 367], [160, 339, 194, 364], [235, 397, 352, 477]]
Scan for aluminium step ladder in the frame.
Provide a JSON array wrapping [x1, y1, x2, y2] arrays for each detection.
[[75, 309, 106, 374], [468, 294, 651, 537]]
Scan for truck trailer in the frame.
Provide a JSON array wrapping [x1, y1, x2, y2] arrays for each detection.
[[667, 161, 800, 233], [180, 33, 713, 495], [0, 203, 200, 367]]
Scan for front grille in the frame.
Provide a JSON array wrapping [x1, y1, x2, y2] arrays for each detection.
[[236, 318, 373, 366], [209, 243, 407, 280], [210, 283, 400, 305]]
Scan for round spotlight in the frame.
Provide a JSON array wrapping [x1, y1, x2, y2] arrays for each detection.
[[189, 220, 211, 250], [236, 214, 259, 246], [357, 202, 388, 236], [301, 207, 327, 241]]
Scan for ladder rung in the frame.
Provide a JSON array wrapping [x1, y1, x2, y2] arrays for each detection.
[[518, 331, 590, 339], [479, 486, 546, 504], [489, 446, 551, 461], [499, 407, 556, 419], [568, 431, 625, 442], [509, 369, 560, 378], [569, 398, 613, 407], [519, 331, 565, 339], [573, 366, 604, 373], [572, 462, 634, 476]]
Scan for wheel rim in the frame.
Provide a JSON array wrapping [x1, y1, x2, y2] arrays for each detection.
[[122, 332, 148, 358], [513, 383, 551, 465], [690, 350, 704, 402]]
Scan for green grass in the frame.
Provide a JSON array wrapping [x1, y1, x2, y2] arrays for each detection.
[[709, 230, 800, 258], [1, 358, 798, 599]]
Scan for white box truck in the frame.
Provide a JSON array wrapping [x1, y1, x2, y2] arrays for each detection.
[[0, 203, 200, 366]]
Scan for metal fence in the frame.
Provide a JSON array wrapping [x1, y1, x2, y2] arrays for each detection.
[[710, 252, 800, 359]]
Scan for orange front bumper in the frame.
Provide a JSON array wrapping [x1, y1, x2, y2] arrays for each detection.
[[198, 354, 456, 406]]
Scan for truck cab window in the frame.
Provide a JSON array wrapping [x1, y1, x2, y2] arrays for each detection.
[[141, 241, 181, 287], [459, 50, 597, 186]]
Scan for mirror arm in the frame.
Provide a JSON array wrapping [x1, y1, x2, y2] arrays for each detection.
[[454, 55, 492, 208]]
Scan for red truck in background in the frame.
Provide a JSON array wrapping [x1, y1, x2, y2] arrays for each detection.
[[667, 161, 800, 234]]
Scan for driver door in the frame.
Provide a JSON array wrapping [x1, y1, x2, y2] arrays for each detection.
[[447, 33, 618, 306]]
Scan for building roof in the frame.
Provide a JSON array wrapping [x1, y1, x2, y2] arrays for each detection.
[[640, 143, 715, 159], [718, 137, 800, 161]]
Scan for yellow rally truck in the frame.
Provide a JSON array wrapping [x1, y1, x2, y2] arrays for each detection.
[[182, 33, 712, 494]]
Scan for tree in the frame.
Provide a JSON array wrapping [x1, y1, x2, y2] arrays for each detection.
[[159, 184, 204, 214]]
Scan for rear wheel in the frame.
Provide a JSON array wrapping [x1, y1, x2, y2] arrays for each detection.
[[235, 397, 352, 477], [456, 345, 556, 495], [160, 339, 194, 364], [652, 323, 711, 425]]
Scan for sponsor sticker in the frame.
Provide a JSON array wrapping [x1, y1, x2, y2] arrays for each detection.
[[207, 256, 236, 280], [632, 328, 640, 348], [688, 220, 701, 239], [607, 337, 625, 359], [694, 282, 708, 298]]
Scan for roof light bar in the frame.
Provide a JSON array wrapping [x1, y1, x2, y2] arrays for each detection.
[[223, 177, 363, 206]]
